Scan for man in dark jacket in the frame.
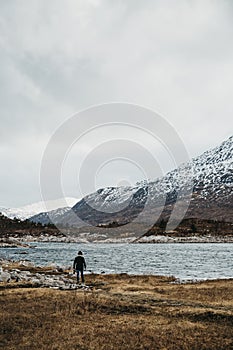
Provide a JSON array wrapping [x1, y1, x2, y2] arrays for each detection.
[[73, 251, 86, 284]]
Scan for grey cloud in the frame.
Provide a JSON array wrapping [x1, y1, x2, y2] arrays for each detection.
[[0, 0, 233, 206]]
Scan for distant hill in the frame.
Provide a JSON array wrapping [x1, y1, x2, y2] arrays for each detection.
[[30, 207, 71, 225], [0, 197, 78, 221]]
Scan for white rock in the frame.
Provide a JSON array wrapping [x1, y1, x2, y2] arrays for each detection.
[[0, 271, 11, 282]]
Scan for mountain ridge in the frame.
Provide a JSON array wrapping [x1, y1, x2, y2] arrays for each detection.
[[30, 135, 232, 231]]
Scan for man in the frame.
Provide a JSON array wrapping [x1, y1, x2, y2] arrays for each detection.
[[73, 250, 86, 284]]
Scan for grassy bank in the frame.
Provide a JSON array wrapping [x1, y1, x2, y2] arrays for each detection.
[[0, 274, 233, 350]]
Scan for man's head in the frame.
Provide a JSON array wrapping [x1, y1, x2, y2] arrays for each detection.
[[78, 251, 83, 255]]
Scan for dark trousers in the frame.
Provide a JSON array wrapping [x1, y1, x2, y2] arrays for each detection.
[[76, 269, 84, 283]]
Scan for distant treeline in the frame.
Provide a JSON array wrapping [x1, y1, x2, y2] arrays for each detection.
[[0, 213, 59, 238], [145, 218, 233, 237]]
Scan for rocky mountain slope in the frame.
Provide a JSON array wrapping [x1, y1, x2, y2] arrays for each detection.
[[30, 207, 71, 225], [30, 136, 233, 232]]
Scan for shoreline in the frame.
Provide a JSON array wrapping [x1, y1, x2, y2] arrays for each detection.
[[1, 233, 233, 245], [0, 259, 232, 286]]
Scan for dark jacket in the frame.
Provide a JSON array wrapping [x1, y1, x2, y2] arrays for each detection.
[[73, 255, 86, 271]]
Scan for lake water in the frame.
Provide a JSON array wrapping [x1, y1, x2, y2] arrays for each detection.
[[0, 242, 232, 281]]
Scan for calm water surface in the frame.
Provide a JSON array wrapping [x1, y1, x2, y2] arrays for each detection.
[[0, 242, 232, 281]]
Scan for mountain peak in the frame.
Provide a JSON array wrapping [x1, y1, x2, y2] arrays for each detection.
[[193, 135, 232, 166]]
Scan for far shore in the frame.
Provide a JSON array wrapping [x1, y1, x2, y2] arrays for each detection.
[[1, 233, 233, 246]]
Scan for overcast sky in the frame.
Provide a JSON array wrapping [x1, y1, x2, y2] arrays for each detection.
[[0, 0, 233, 208]]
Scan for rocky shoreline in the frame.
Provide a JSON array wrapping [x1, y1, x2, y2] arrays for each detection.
[[1, 233, 233, 245], [0, 259, 90, 290], [0, 239, 31, 248], [134, 234, 233, 243]]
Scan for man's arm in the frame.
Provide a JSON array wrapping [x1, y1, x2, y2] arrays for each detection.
[[73, 257, 76, 270], [83, 257, 86, 270]]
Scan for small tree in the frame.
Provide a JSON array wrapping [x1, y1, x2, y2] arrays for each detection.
[[190, 223, 197, 233], [159, 219, 167, 231]]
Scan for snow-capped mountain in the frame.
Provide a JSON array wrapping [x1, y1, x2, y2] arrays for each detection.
[[30, 206, 72, 225], [192, 135, 232, 196], [31, 136, 233, 228], [0, 197, 78, 221]]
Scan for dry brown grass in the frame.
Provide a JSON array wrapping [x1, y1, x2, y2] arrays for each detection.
[[0, 274, 233, 350]]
